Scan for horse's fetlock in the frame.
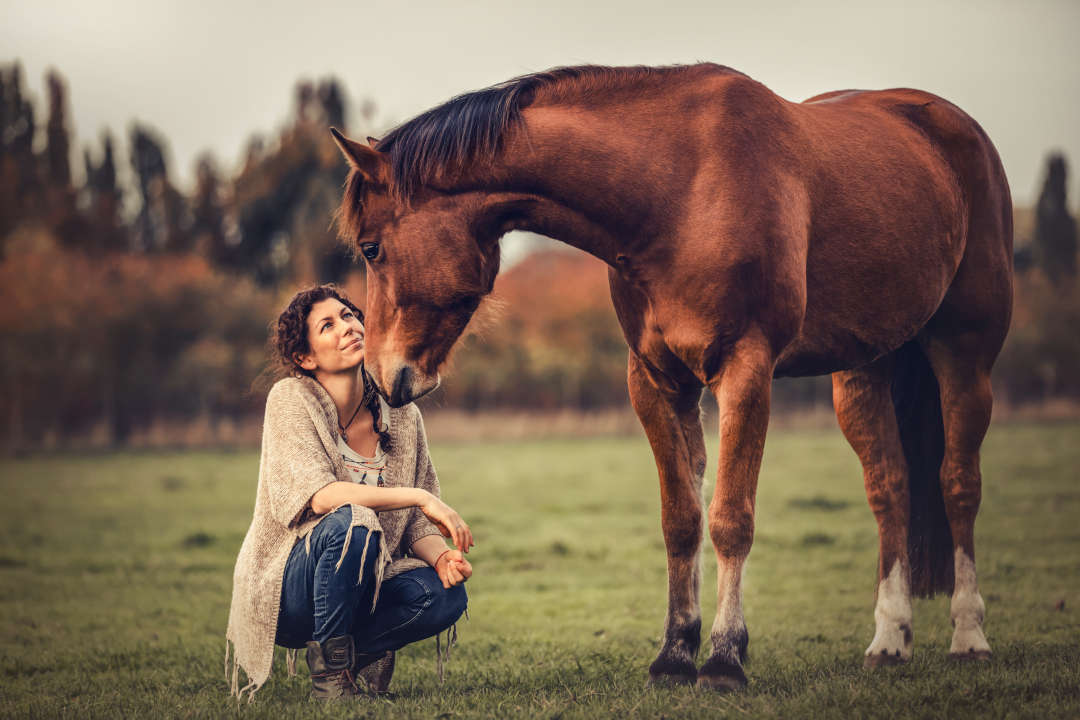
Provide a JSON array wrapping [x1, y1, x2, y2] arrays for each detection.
[[672, 617, 702, 645]]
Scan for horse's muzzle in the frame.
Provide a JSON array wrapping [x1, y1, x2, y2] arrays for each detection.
[[387, 365, 439, 407]]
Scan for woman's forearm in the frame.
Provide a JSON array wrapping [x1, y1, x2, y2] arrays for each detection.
[[410, 533, 450, 567], [309, 482, 429, 516]]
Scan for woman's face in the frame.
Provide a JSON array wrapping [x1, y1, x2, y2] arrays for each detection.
[[295, 298, 365, 375]]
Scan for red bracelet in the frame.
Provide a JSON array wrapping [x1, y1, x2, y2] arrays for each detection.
[[434, 549, 452, 568]]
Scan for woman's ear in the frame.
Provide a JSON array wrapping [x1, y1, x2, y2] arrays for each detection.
[[293, 352, 317, 372]]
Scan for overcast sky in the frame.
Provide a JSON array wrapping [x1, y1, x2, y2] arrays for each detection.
[[3, 0, 1078, 207]]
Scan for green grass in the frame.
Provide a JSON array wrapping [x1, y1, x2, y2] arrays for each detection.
[[1, 421, 1078, 718]]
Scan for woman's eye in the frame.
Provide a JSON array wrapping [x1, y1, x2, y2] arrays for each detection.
[[360, 242, 380, 260], [321, 321, 332, 332], [343, 311, 354, 319]]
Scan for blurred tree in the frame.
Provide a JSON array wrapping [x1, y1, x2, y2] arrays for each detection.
[[0, 63, 40, 244], [43, 70, 84, 248], [1033, 153, 1077, 285], [44, 71, 71, 187], [0, 66, 15, 244], [83, 132, 128, 252], [295, 80, 317, 124], [130, 123, 190, 253], [191, 153, 229, 263], [318, 78, 346, 129], [995, 269, 1080, 402], [228, 77, 360, 286]]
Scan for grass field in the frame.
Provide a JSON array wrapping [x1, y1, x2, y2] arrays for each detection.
[[1, 420, 1078, 718]]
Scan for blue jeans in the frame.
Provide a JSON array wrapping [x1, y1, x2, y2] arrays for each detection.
[[275, 505, 467, 652]]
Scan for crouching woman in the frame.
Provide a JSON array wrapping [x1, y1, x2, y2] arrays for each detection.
[[226, 284, 473, 701]]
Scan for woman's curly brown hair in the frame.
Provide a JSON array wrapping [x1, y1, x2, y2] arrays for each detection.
[[268, 284, 391, 451]]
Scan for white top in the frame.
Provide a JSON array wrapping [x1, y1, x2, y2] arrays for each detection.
[[337, 434, 388, 486]]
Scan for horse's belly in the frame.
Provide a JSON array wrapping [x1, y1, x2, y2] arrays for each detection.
[[775, 238, 960, 377], [775, 329, 900, 377]]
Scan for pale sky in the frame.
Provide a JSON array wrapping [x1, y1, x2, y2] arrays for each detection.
[[3, 0, 1078, 207]]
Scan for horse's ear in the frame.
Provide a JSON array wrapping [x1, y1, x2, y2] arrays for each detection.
[[367, 136, 380, 148], [330, 127, 385, 181]]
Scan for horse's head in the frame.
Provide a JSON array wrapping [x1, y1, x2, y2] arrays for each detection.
[[331, 128, 506, 406]]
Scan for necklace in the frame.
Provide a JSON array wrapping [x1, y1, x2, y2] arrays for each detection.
[[339, 369, 379, 441], [337, 402, 365, 441]]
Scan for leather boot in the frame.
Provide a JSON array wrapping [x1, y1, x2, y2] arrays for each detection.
[[305, 636, 362, 700], [356, 650, 395, 695]]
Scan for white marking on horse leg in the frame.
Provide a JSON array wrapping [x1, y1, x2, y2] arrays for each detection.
[[949, 548, 991, 657], [865, 561, 913, 663], [708, 555, 747, 664]]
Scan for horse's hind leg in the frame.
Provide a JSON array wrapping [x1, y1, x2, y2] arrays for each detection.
[[832, 359, 915, 666], [628, 353, 707, 685], [919, 334, 995, 661]]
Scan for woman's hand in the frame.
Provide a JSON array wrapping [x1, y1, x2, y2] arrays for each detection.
[[419, 492, 474, 552], [434, 549, 473, 589]]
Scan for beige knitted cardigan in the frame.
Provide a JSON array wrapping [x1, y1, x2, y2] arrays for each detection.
[[225, 376, 443, 700]]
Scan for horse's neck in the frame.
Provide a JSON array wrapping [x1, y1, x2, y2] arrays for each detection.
[[478, 106, 665, 266], [501, 194, 623, 266]]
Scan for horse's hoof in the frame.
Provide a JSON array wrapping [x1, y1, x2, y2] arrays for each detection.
[[863, 649, 909, 668], [696, 657, 747, 692], [647, 658, 697, 686], [948, 649, 992, 662]]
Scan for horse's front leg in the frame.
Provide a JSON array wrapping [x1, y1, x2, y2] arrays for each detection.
[[627, 353, 707, 686], [698, 335, 774, 691]]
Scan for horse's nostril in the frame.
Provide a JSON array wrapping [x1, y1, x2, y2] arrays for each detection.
[[390, 366, 414, 406]]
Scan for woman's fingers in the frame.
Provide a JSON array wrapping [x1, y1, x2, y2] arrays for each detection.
[[436, 554, 454, 588], [448, 514, 469, 551], [462, 525, 474, 552], [446, 514, 472, 552], [438, 565, 461, 588], [421, 498, 475, 551]]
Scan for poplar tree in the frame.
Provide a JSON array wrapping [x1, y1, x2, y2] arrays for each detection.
[[1034, 153, 1078, 285]]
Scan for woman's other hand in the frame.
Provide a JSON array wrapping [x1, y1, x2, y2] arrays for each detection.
[[435, 549, 473, 589], [419, 493, 474, 552]]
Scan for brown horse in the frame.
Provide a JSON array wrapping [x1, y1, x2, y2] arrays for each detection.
[[330, 64, 1012, 690]]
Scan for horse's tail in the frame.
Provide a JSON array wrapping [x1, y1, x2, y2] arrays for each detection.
[[891, 340, 955, 597]]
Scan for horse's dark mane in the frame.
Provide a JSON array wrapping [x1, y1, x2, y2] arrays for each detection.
[[373, 63, 735, 200]]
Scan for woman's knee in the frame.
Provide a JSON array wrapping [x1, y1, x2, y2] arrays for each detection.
[[398, 571, 466, 626], [447, 583, 468, 618], [313, 506, 378, 560], [317, 505, 355, 540], [429, 583, 467, 631]]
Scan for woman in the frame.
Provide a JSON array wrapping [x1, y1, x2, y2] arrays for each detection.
[[226, 284, 473, 701]]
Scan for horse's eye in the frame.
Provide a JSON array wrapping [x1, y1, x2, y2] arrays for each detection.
[[360, 242, 380, 261]]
